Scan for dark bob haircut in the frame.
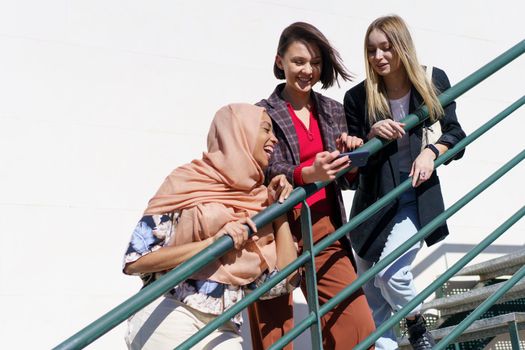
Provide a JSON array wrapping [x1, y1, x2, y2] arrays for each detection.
[[273, 22, 353, 89]]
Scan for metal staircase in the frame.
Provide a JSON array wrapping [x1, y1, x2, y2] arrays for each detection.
[[399, 250, 525, 349]]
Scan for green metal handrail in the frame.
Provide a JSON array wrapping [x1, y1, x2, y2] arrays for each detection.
[[54, 39, 525, 350], [177, 97, 522, 350], [269, 108, 525, 350], [53, 189, 303, 350], [299, 202, 324, 350]]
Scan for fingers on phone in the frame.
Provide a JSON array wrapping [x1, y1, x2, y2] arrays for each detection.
[[332, 157, 350, 173]]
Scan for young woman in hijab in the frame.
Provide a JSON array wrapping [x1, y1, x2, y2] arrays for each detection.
[[344, 15, 466, 350], [248, 22, 375, 350], [123, 103, 299, 350]]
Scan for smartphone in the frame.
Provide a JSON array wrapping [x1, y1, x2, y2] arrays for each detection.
[[336, 149, 370, 167]]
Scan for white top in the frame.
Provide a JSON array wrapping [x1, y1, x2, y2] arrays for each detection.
[[389, 91, 411, 172]]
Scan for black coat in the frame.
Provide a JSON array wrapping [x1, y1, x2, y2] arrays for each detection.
[[343, 67, 466, 262]]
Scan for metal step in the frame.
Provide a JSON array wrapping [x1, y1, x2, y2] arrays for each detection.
[[398, 312, 525, 348], [422, 279, 525, 316], [455, 248, 525, 281]]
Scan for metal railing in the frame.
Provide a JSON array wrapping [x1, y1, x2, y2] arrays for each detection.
[[54, 39, 525, 350], [270, 100, 525, 350]]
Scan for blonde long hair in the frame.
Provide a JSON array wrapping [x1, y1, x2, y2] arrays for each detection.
[[364, 15, 444, 125]]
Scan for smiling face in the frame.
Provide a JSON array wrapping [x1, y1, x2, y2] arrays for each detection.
[[252, 112, 278, 171], [275, 40, 322, 95], [366, 28, 402, 77]]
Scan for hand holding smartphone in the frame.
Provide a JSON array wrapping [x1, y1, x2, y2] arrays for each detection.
[[336, 149, 370, 167]]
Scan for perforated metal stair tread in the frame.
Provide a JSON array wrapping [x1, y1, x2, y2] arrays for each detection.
[[397, 312, 525, 347], [455, 249, 525, 280], [422, 279, 525, 316]]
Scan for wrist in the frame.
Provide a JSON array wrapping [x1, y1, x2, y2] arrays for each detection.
[[425, 144, 439, 160], [301, 166, 313, 184], [294, 165, 306, 185], [207, 235, 219, 246]]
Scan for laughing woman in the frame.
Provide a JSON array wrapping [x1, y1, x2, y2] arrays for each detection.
[[248, 22, 375, 350], [123, 104, 299, 350], [344, 15, 466, 350]]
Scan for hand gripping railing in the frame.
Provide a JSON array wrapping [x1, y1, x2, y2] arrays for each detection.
[[54, 39, 525, 350]]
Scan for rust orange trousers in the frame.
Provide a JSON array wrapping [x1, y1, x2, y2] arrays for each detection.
[[248, 209, 375, 350]]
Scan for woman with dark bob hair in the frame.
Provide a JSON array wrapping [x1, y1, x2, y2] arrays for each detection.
[[248, 22, 375, 350]]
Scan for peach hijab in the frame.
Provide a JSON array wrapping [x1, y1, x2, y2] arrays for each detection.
[[144, 104, 277, 286]]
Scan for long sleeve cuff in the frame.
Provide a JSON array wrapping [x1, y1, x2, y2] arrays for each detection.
[[293, 165, 306, 186]]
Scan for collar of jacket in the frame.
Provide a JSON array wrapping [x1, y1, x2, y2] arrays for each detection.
[[265, 83, 336, 164]]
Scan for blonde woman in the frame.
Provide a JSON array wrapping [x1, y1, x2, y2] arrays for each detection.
[[344, 15, 466, 350]]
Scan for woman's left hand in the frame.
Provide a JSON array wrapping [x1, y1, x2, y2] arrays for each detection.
[[267, 174, 293, 204], [409, 148, 436, 187]]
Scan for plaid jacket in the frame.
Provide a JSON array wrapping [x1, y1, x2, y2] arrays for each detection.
[[257, 84, 350, 226]]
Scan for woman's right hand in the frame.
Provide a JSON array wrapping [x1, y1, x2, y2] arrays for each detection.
[[267, 174, 293, 204], [302, 150, 349, 183], [213, 217, 257, 250], [368, 119, 406, 140]]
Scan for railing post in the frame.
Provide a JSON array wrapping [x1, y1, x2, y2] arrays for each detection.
[[300, 202, 323, 350], [508, 320, 521, 350]]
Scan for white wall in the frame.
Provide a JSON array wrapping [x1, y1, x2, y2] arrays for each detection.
[[0, 1, 523, 349]]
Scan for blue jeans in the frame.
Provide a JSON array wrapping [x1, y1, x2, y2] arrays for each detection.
[[355, 172, 422, 350]]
